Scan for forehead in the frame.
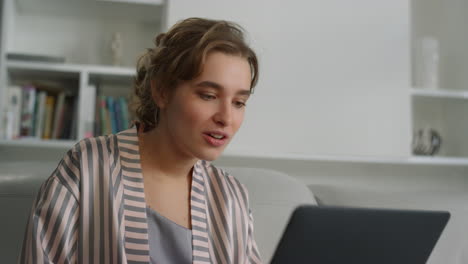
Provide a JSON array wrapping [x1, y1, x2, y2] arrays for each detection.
[[194, 52, 252, 91]]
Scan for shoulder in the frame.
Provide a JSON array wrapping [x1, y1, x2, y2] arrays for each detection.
[[71, 134, 118, 157], [52, 134, 118, 187]]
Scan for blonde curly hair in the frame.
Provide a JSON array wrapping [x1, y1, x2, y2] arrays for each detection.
[[129, 17, 259, 131]]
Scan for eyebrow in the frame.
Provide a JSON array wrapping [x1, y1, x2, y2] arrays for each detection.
[[195, 81, 251, 96]]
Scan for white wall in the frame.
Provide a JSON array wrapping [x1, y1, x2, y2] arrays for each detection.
[[167, 0, 412, 158]]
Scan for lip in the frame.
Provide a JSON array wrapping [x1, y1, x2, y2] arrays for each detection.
[[203, 131, 230, 147]]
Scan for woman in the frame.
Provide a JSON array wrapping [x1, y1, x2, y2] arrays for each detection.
[[19, 18, 262, 264]]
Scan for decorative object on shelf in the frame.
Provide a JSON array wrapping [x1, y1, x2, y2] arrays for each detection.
[[7, 53, 65, 63], [111, 32, 123, 66], [417, 36, 440, 90], [412, 127, 442, 156]]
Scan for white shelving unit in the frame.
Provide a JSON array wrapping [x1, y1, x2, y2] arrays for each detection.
[[410, 1, 468, 163], [1, 0, 468, 169], [0, 0, 163, 148]]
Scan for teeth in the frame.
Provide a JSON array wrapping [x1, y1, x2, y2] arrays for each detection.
[[210, 133, 224, 139]]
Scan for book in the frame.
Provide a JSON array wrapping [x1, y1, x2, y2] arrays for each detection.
[[80, 85, 97, 138], [100, 96, 108, 135], [69, 99, 79, 140], [94, 96, 101, 136], [20, 85, 36, 137], [52, 92, 65, 139], [107, 96, 117, 134], [59, 95, 76, 139], [34, 91, 47, 139], [106, 97, 112, 135], [43, 95, 55, 139], [4, 86, 23, 139], [120, 97, 130, 130], [114, 97, 122, 132]]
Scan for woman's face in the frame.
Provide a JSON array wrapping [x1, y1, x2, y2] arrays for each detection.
[[158, 51, 252, 161]]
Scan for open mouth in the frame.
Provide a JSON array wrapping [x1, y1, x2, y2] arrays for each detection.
[[208, 133, 225, 139], [203, 132, 228, 147]]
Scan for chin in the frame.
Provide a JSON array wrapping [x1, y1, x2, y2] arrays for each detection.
[[195, 149, 224, 161]]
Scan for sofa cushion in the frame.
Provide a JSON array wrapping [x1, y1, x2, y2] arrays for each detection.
[[0, 161, 56, 263], [223, 167, 317, 262]]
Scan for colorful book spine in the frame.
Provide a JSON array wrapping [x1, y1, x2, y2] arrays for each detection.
[[107, 96, 117, 134], [120, 97, 129, 130], [100, 96, 109, 135], [34, 91, 47, 139], [114, 97, 122, 132], [94, 95, 101, 137], [52, 92, 65, 139], [43, 95, 55, 139], [60, 96, 76, 139], [70, 98, 79, 140]]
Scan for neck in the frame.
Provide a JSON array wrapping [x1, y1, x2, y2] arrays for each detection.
[[138, 124, 198, 181]]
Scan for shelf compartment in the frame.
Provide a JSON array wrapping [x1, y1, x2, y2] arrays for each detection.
[[8, 2, 163, 67], [16, 0, 164, 23], [412, 96, 468, 157]]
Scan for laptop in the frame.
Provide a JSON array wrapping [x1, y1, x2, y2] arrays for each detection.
[[271, 205, 450, 264]]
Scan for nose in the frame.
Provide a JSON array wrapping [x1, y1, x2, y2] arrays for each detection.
[[213, 100, 232, 127]]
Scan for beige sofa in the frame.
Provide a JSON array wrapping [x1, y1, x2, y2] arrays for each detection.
[[0, 163, 466, 263]]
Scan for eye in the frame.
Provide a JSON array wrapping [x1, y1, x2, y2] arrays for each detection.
[[233, 101, 247, 109], [199, 93, 216, 100]]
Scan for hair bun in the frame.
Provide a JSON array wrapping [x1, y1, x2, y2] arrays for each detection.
[[155, 33, 167, 47]]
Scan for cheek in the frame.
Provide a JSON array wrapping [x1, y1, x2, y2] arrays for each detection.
[[232, 111, 245, 132], [172, 100, 210, 129]]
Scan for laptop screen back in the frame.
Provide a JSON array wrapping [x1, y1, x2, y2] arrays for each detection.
[[271, 205, 450, 264]]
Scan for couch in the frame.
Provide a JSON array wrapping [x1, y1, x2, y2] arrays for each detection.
[[0, 163, 466, 263]]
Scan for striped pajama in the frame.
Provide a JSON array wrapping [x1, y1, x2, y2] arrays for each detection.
[[19, 127, 262, 264]]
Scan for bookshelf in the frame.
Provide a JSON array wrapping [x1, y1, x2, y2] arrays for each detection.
[[0, 0, 163, 146]]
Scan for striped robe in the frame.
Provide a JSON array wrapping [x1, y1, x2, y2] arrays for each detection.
[[19, 127, 262, 264]]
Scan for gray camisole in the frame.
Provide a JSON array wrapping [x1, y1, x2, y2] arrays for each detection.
[[146, 206, 193, 264]]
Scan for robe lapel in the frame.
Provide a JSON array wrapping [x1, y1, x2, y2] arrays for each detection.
[[117, 127, 150, 263], [117, 127, 213, 264], [191, 161, 212, 263]]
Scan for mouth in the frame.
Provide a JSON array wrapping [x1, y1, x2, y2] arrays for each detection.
[[203, 132, 229, 147]]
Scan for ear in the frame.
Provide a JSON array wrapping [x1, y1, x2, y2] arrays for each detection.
[[151, 79, 168, 109]]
